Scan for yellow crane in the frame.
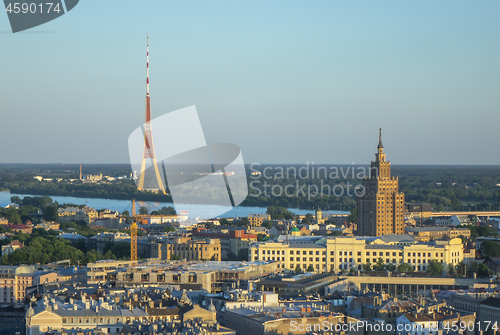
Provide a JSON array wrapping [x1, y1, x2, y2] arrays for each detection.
[[130, 199, 138, 262]]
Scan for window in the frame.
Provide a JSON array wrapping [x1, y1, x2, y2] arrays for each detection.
[[330, 251, 334, 255], [366, 252, 370, 256]]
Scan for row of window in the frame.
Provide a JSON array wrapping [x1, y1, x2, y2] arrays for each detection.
[[255, 250, 451, 259]]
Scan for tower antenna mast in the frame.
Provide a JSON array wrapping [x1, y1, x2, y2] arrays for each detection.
[[137, 36, 166, 195]]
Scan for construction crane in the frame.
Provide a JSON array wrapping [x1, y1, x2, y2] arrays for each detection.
[[130, 199, 138, 262]]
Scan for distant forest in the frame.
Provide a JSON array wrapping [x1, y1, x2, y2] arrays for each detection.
[[1, 163, 500, 211]]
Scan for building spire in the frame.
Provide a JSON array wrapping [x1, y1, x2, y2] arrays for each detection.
[[146, 35, 149, 96], [378, 128, 383, 149]]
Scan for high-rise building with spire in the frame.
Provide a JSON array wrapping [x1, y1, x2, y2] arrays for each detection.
[[357, 129, 405, 236]]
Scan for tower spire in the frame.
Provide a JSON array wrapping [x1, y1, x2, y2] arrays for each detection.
[[146, 35, 149, 96], [378, 128, 383, 149]]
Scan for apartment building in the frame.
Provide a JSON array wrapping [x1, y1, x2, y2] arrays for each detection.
[[160, 238, 222, 261], [191, 228, 257, 258], [249, 235, 464, 273], [405, 227, 471, 242], [247, 214, 271, 226], [58, 206, 98, 224], [1, 240, 24, 256], [0, 265, 57, 305]]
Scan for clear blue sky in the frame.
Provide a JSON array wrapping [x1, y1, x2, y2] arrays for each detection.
[[1, 1, 499, 164]]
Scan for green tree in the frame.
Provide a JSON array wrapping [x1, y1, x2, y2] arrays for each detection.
[[262, 221, 274, 229], [266, 206, 294, 220], [163, 226, 176, 233], [456, 261, 467, 277], [302, 213, 314, 224], [373, 258, 385, 271], [397, 263, 414, 273], [9, 213, 21, 224], [223, 252, 238, 261], [477, 263, 491, 278], [219, 218, 229, 226], [238, 218, 250, 226], [448, 264, 456, 277], [10, 196, 21, 205], [139, 206, 148, 215], [43, 204, 59, 222], [306, 264, 315, 272], [347, 208, 357, 224], [428, 260, 444, 276], [295, 265, 303, 274], [237, 248, 249, 261], [84, 250, 102, 264], [257, 234, 268, 241], [362, 262, 372, 271], [480, 241, 500, 258]]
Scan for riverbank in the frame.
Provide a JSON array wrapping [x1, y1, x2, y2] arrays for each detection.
[[0, 191, 349, 218]]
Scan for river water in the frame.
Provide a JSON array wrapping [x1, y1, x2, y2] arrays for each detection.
[[0, 191, 348, 219]]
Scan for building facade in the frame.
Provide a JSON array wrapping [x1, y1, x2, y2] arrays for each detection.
[[0, 265, 57, 305], [191, 228, 257, 258], [249, 236, 464, 273], [160, 238, 222, 261], [247, 214, 271, 226], [357, 129, 405, 236]]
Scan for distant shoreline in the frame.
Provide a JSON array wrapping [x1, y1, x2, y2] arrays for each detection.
[[6, 188, 333, 212]]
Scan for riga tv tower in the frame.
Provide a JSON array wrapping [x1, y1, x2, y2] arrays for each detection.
[[136, 36, 166, 195]]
